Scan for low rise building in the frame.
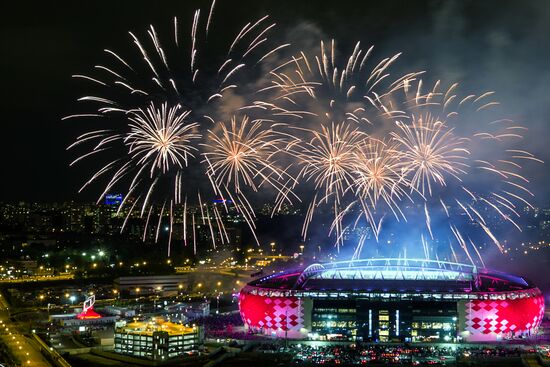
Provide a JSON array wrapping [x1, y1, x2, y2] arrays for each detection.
[[103, 305, 136, 318], [114, 318, 202, 361], [164, 302, 209, 322], [114, 275, 189, 296]]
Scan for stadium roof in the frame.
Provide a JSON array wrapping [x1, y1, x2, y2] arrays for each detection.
[[248, 258, 534, 293]]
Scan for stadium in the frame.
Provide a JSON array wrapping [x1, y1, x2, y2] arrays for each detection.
[[239, 258, 545, 342]]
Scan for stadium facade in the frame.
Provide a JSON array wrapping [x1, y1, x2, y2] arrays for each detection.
[[239, 259, 545, 342]]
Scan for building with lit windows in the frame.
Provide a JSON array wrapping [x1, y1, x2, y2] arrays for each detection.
[[239, 259, 545, 342], [114, 275, 189, 296], [114, 318, 202, 361]]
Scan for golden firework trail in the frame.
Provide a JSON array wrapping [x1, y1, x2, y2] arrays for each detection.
[[285, 122, 365, 248], [67, 1, 290, 255]]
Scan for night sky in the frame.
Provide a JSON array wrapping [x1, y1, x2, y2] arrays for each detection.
[[2, 0, 550, 203]]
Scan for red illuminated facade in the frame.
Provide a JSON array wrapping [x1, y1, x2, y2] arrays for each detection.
[[462, 294, 545, 341], [239, 292, 304, 337]]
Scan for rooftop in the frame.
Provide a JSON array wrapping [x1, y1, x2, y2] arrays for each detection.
[[116, 318, 197, 336], [76, 306, 102, 320]]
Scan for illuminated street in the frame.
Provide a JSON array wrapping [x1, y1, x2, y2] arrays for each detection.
[[0, 292, 51, 367]]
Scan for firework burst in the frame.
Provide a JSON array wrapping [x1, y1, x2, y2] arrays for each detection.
[[260, 39, 541, 262], [391, 112, 470, 196], [284, 122, 365, 246], [259, 40, 421, 248], [254, 39, 422, 125], [125, 102, 200, 176], [362, 79, 544, 262], [204, 116, 288, 195], [66, 2, 290, 255], [66, 7, 542, 264], [351, 138, 412, 239], [203, 116, 296, 241]]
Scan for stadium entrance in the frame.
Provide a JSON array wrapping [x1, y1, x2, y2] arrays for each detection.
[[311, 299, 458, 342]]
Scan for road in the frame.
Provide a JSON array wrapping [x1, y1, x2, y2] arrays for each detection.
[[0, 291, 52, 367], [174, 266, 254, 278], [0, 274, 74, 284]]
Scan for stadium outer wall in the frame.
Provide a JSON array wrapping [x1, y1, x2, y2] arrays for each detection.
[[238, 259, 545, 342]]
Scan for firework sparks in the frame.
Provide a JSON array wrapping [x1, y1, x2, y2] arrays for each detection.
[[350, 138, 411, 239], [67, 7, 542, 264], [257, 39, 422, 126], [67, 1, 289, 255], [391, 113, 470, 196], [125, 102, 200, 176], [204, 116, 290, 195], [372, 79, 543, 262], [285, 123, 364, 246], [203, 115, 297, 241]]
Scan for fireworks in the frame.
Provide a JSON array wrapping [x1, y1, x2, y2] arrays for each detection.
[[203, 116, 295, 241], [351, 138, 411, 239], [366, 79, 542, 262], [255, 39, 421, 125], [287, 123, 365, 244], [204, 116, 288, 196], [260, 40, 423, 248], [66, 8, 542, 264], [67, 1, 290, 255], [258, 39, 541, 261], [126, 103, 200, 176], [391, 112, 469, 196]]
